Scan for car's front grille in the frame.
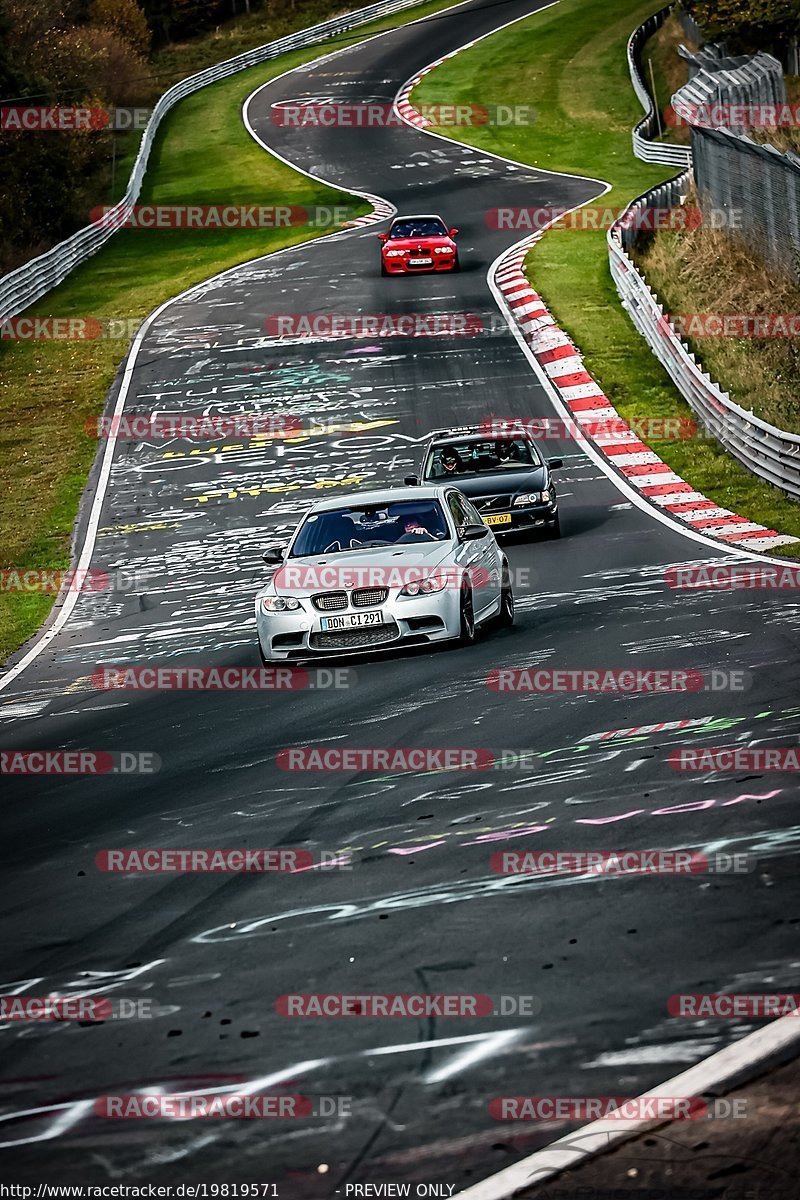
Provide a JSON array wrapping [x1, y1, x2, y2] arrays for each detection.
[[309, 624, 399, 650], [312, 591, 348, 612], [476, 494, 513, 510], [352, 587, 388, 608]]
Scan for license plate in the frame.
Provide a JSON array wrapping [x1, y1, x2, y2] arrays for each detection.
[[484, 512, 512, 527], [409, 257, 432, 265], [320, 611, 383, 631]]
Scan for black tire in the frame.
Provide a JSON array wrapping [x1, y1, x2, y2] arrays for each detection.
[[498, 564, 515, 627], [257, 639, 270, 666], [451, 253, 461, 273], [458, 581, 476, 646], [381, 259, 388, 276], [546, 512, 561, 539]]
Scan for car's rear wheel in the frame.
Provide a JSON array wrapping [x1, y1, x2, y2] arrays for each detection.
[[498, 564, 515, 627], [458, 581, 476, 645]]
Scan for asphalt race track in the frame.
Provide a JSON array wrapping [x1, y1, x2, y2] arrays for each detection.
[[2, 0, 800, 1190]]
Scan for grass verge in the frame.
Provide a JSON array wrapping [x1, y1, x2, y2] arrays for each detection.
[[412, 0, 800, 556], [0, 0, 460, 665]]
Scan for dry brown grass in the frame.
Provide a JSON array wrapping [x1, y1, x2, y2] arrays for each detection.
[[642, 11, 697, 146], [748, 76, 800, 152], [636, 198, 800, 431]]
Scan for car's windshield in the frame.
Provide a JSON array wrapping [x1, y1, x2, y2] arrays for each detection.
[[425, 438, 541, 477], [389, 218, 448, 239], [290, 500, 450, 556]]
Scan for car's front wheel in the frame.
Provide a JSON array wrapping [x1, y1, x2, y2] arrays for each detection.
[[381, 259, 388, 276], [458, 581, 476, 645], [498, 564, 515, 627], [546, 512, 561, 539], [451, 253, 461, 273]]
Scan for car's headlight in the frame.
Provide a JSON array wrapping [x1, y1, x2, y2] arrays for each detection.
[[261, 595, 302, 612], [514, 491, 550, 506], [385, 249, 405, 257], [399, 574, 448, 597], [434, 246, 454, 254]]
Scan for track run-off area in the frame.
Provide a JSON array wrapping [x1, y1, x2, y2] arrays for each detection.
[[1, 0, 799, 1191]]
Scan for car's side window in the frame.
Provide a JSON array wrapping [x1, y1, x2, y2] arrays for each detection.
[[461, 497, 484, 526], [447, 492, 469, 531]]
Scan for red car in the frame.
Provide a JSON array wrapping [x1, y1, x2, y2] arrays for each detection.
[[379, 214, 460, 275]]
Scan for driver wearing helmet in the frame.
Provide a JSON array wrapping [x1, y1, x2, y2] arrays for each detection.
[[439, 445, 462, 475], [496, 439, 520, 463]]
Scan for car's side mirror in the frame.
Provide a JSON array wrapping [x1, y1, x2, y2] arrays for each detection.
[[461, 523, 490, 541], [404, 474, 419, 485], [548, 457, 563, 470], [263, 545, 285, 564], [449, 228, 459, 237], [378, 233, 389, 241]]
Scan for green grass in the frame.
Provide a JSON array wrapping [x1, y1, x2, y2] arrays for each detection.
[[0, 0, 460, 664], [412, 0, 800, 556]]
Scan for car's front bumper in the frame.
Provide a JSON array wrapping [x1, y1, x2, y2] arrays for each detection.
[[256, 589, 462, 661], [482, 501, 558, 535], [382, 257, 457, 274]]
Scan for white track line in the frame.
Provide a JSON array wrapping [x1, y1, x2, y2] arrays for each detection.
[[455, 1004, 800, 1198]]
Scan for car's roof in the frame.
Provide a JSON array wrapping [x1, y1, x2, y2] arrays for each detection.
[[308, 486, 451, 512], [428, 431, 532, 445]]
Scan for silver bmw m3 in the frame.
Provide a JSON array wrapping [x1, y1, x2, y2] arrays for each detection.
[[255, 486, 514, 662]]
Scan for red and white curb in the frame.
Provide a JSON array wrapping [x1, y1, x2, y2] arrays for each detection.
[[394, 31, 490, 127], [344, 193, 395, 227], [493, 237, 797, 553]]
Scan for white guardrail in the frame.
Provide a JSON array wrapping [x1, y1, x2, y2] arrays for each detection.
[[628, 5, 693, 167], [608, 173, 800, 500], [0, 0, 425, 323]]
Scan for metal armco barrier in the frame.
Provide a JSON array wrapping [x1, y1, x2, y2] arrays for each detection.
[[608, 174, 800, 500], [0, 0, 425, 323], [628, 5, 693, 167]]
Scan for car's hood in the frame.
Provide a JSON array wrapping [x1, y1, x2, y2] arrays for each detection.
[[385, 235, 453, 249], [442, 466, 547, 496], [261, 542, 454, 597]]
